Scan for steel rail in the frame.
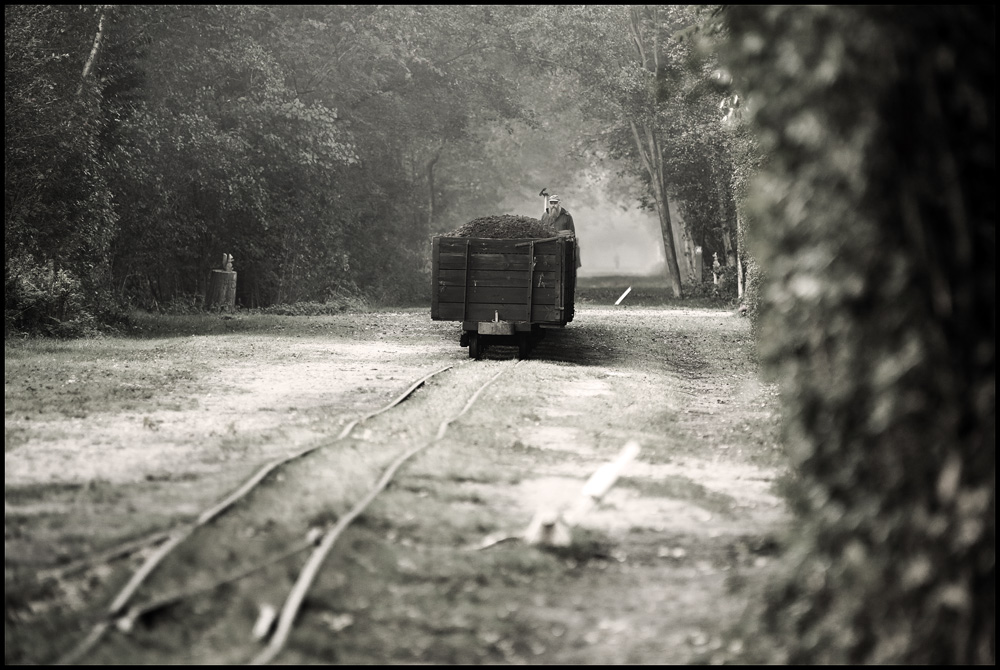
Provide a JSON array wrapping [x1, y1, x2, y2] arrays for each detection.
[[251, 362, 517, 665], [54, 363, 455, 666], [37, 529, 173, 582]]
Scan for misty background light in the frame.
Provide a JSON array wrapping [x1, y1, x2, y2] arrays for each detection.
[[499, 176, 668, 278]]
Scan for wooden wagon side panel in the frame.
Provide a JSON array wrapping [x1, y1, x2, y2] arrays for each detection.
[[435, 303, 566, 323], [564, 238, 576, 323], [431, 236, 570, 325]]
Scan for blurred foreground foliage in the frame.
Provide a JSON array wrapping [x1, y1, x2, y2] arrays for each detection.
[[721, 6, 994, 663]]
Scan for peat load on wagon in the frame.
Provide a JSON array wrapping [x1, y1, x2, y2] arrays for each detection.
[[446, 214, 557, 239], [432, 212, 577, 359]]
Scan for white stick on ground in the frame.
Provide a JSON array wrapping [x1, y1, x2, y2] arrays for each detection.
[[615, 287, 633, 305], [252, 604, 278, 641], [524, 441, 641, 547]]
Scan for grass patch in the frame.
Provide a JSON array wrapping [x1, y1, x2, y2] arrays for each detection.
[[4, 339, 204, 418], [298, 522, 569, 664], [577, 275, 737, 309], [537, 526, 618, 564], [618, 474, 737, 517]]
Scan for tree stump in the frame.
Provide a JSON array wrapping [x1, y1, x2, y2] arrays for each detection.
[[206, 270, 237, 312]]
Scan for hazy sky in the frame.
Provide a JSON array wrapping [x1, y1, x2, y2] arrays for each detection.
[[500, 177, 667, 277]]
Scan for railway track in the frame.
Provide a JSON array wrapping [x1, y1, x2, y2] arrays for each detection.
[[9, 306, 786, 666], [52, 359, 519, 665]]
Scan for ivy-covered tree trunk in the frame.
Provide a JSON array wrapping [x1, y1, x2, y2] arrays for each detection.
[[721, 5, 994, 664]]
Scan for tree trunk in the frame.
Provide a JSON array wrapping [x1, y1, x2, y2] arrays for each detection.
[[76, 7, 108, 97], [681, 226, 698, 282], [628, 121, 682, 297], [721, 230, 737, 268], [736, 210, 745, 300], [206, 270, 237, 312], [426, 147, 442, 228], [710, 143, 739, 269], [626, 10, 682, 298], [653, 187, 684, 298]]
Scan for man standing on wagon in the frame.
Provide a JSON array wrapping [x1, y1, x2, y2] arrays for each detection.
[[541, 194, 581, 268]]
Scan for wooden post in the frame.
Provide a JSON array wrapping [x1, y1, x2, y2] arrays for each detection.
[[206, 253, 237, 312]]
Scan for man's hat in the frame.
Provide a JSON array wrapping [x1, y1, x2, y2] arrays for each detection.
[[548, 194, 561, 204]]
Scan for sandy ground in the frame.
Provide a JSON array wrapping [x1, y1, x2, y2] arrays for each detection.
[[5, 304, 788, 664]]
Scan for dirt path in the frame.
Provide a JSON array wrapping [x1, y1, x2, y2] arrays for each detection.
[[5, 304, 787, 664]]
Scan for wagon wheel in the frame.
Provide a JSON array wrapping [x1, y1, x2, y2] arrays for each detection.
[[516, 332, 530, 360], [468, 332, 481, 359]]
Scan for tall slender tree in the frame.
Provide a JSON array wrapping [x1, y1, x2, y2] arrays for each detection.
[[517, 5, 733, 297]]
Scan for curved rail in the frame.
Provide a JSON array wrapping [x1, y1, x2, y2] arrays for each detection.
[[252, 362, 516, 664], [55, 363, 455, 665]]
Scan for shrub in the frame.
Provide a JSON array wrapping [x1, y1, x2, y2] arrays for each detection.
[[5, 259, 99, 337], [683, 267, 740, 306]]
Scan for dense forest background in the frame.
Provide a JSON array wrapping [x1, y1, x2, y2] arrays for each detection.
[[6, 5, 742, 329], [5, 5, 994, 664]]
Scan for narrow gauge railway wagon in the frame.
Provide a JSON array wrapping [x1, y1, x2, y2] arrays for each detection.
[[431, 234, 577, 359]]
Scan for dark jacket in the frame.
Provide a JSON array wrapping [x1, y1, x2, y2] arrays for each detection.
[[543, 207, 576, 235], [543, 207, 581, 268]]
